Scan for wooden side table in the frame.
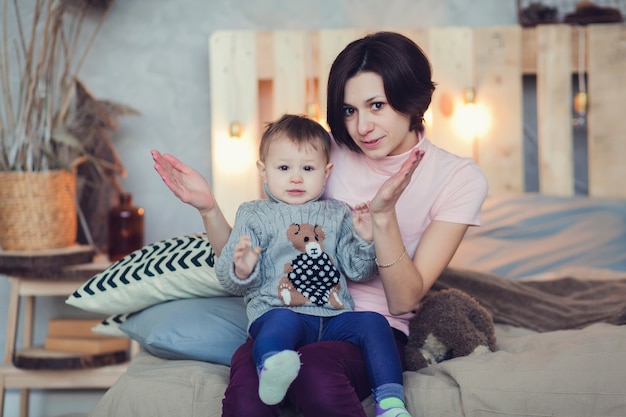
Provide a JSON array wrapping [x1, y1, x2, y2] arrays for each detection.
[[0, 248, 134, 417]]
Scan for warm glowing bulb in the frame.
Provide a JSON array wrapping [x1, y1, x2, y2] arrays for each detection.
[[463, 87, 476, 104], [229, 121, 242, 138], [574, 91, 587, 115], [453, 102, 490, 142], [216, 132, 256, 176]]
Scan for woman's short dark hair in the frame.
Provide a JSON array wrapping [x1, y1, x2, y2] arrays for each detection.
[[326, 31, 436, 153]]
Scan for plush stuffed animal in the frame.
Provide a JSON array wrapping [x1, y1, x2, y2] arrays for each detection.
[[405, 288, 496, 371]]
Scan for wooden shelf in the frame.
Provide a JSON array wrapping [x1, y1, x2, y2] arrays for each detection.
[[0, 245, 96, 277], [0, 363, 128, 390], [0, 257, 129, 417], [13, 347, 129, 370]]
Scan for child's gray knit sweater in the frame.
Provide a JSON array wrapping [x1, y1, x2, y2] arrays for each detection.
[[216, 192, 377, 329]]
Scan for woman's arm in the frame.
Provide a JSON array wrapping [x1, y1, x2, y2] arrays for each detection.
[[374, 215, 467, 315], [151, 150, 232, 256], [366, 149, 469, 315]]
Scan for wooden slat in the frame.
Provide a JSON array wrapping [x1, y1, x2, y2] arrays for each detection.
[[317, 29, 365, 127], [271, 31, 308, 118], [536, 24, 574, 196], [428, 27, 475, 159], [474, 26, 524, 195], [209, 26, 624, 200], [1, 363, 128, 389], [587, 24, 626, 198], [209, 31, 261, 224], [522, 26, 587, 74], [256, 31, 273, 80], [521, 27, 538, 74]]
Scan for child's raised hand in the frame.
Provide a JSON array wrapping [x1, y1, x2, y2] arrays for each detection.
[[352, 202, 373, 242], [233, 235, 262, 280]]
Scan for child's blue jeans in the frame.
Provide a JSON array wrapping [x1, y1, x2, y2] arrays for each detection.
[[249, 309, 403, 390], [223, 334, 406, 417]]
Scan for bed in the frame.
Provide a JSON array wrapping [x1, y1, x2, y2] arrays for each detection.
[[80, 193, 626, 417], [79, 26, 626, 417]]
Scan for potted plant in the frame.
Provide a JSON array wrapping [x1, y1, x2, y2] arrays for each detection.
[[0, 0, 138, 251]]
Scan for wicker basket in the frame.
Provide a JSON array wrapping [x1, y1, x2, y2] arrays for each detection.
[[0, 170, 77, 251]]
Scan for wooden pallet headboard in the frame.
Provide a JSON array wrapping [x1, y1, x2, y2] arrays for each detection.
[[208, 26, 626, 222]]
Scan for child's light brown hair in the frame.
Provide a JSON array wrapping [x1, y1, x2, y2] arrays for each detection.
[[259, 114, 331, 162]]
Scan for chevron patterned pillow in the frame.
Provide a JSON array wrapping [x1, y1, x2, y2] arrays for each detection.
[[92, 313, 131, 337], [66, 233, 231, 316]]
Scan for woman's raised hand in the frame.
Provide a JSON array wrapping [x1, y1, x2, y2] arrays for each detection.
[[151, 149, 216, 214], [368, 149, 424, 216]]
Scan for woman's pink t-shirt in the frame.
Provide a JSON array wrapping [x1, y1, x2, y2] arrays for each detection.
[[324, 137, 488, 335]]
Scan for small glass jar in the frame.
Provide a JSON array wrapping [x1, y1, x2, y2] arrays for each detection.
[[107, 192, 144, 262]]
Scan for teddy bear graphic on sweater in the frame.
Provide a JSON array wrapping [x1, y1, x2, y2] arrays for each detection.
[[278, 222, 344, 309]]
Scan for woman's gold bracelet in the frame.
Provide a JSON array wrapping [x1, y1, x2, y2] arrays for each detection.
[[375, 248, 407, 269]]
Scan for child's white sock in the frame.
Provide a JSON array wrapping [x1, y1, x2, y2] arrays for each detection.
[[258, 350, 301, 405]]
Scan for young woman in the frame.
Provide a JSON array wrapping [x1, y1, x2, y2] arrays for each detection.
[[152, 31, 487, 417]]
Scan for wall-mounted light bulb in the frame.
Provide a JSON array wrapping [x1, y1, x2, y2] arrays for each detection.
[[453, 86, 490, 163], [463, 87, 476, 104], [229, 121, 242, 138], [573, 91, 587, 127]]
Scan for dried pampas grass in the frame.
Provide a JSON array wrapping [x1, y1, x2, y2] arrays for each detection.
[[1, 0, 140, 251], [0, 0, 118, 171], [69, 80, 140, 251]]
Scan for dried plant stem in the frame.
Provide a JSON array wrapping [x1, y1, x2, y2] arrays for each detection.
[[57, 3, 114, 127], [2, 0, 136, 251], [0, 1, 19, 170], [1, 0, 117, 171]]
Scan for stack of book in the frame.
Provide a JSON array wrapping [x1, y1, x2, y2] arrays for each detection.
[[44, 318, 130, 354]]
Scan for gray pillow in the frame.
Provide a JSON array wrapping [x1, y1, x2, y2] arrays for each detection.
[[120, 297, 248, 366]]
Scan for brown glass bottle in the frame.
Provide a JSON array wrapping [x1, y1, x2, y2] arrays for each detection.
[[108, 193, 145, 262]]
